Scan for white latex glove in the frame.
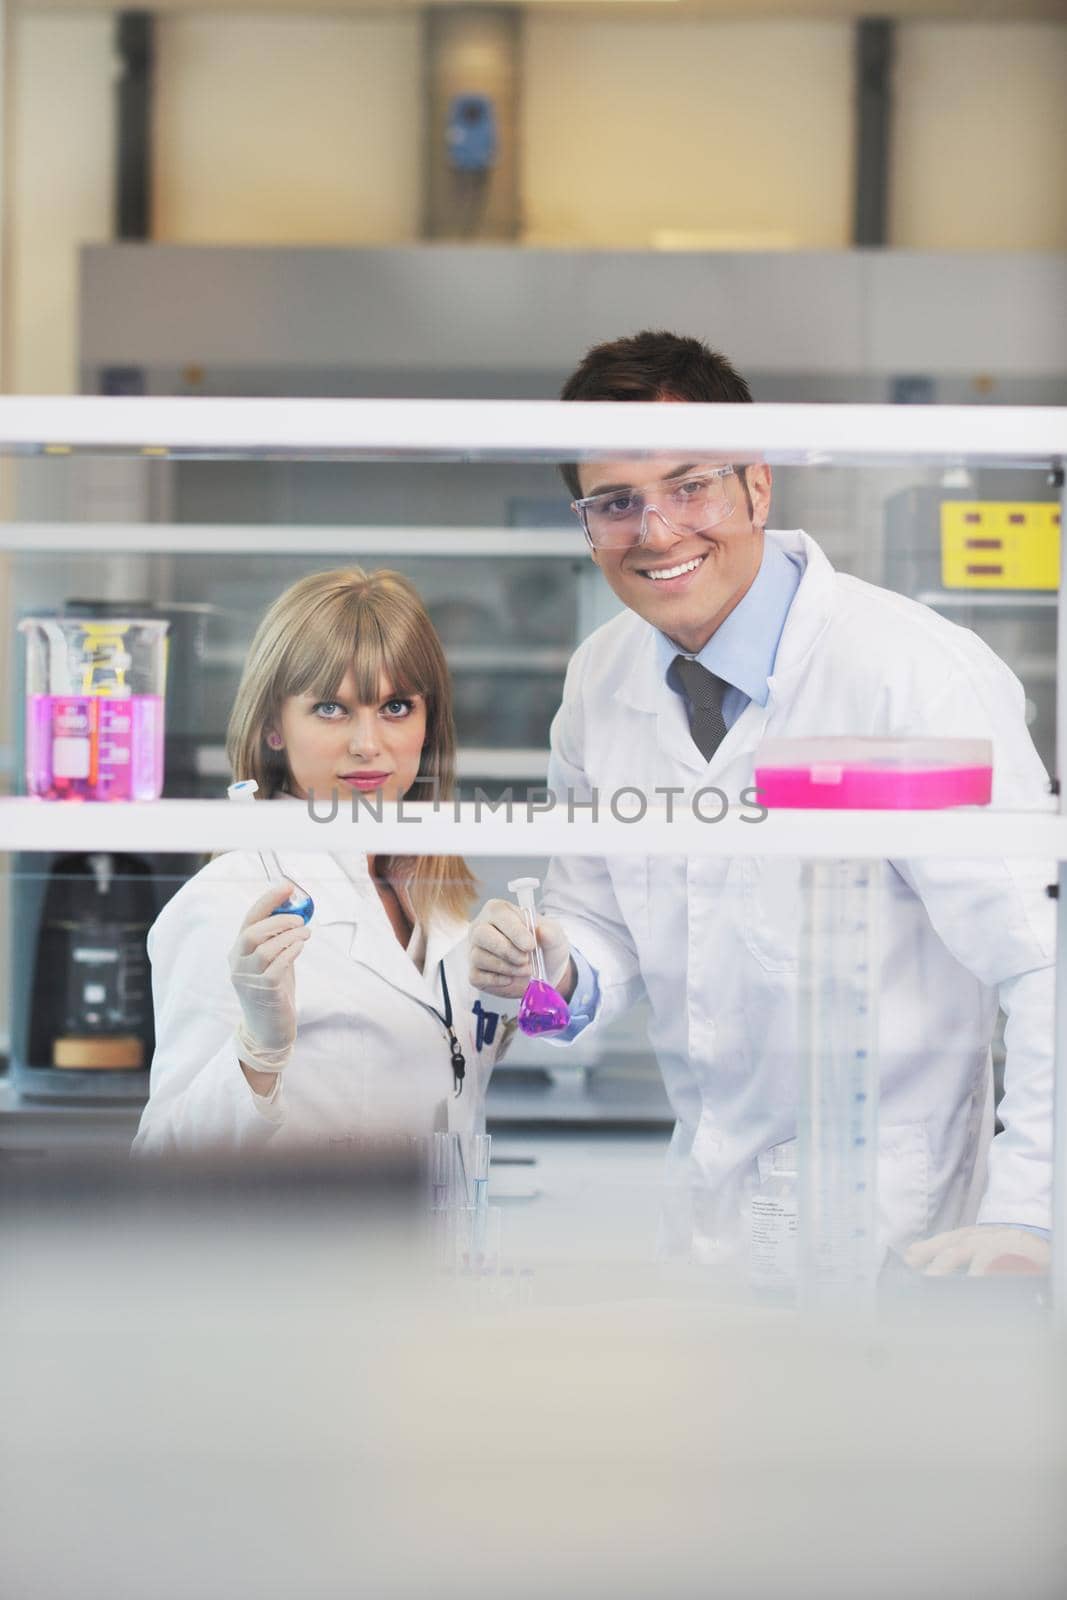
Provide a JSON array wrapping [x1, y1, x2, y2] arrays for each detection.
[[228, 882, 312, 1074], [905, 1225, 1051, 1277], [469, 898, 573, 1001]]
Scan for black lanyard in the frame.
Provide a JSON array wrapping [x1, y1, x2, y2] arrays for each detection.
[[435, 960, 466, 1097]]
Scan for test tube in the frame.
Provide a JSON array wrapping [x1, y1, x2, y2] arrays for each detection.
[[430, 1132, 460, 1273], [471, 1132, 491, 1213], [430, 1130, 457, 1213], [469, 1133, 492, 1267], [508, 876, 549, 984], [476, 1206, 503, 1280], [227, 778, 314, 923], [507, 877, 571, 1036]]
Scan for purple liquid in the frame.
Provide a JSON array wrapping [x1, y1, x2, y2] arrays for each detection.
[[517, 979, 571, 1037], [25, 693, 165, 801]]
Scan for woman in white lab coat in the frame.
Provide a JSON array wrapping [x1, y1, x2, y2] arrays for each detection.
[[133, 568, 510, 1157]]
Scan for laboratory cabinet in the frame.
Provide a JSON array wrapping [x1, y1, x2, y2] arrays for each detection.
[[0, 381, 1064, 1600], [0, 396, 1063, 1315]]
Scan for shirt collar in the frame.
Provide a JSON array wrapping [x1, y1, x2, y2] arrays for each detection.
[[653, 534, 803, 707]]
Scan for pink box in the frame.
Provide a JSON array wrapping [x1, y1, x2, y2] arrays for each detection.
[[753, 738, 993, 811]]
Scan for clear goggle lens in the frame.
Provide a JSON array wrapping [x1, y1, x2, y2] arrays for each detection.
[[573, 466, 737, 550]]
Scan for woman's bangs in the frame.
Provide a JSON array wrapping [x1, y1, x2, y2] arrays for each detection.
[[280, 628, 351, 704], [280, 591, 427, 707], [350, 619, 421, 705]]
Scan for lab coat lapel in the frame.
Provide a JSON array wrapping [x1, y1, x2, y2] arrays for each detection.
[[424, 915, 467, 989], [659, 693, 771, 786], [350, 921, 439, 1012], [275, 850, 440, 1012], [613, 623, 663, 715], [613, 623, 708, 780], [349, 891, 443, 1012], [641, 637, 763, 783], [655, 690, 713, 780], [763, 531, 835, 688], [703, 533, 831, 772], [649, 530, 834, 783]]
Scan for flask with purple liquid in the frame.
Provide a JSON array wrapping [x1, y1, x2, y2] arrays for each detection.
[[507, 876, 571, 1037]]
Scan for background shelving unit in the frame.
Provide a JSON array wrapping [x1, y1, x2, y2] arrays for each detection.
[[2, 396, 1065, 1307]]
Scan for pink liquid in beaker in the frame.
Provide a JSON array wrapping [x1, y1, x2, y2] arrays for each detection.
[[25, 693, 165, 801]]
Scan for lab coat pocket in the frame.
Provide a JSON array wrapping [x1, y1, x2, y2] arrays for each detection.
[[878, 1121, 930, 1250], [741, 859, 800, 973], [607, 856, 650, 941]]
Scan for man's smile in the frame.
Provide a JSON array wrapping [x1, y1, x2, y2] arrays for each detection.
[[637, 554, 707, 583]]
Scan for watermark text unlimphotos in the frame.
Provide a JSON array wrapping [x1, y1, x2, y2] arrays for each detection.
[[305, 784, 769, 826]]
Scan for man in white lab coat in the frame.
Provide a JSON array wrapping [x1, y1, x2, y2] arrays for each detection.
[[471, 330, 1054, 1274]]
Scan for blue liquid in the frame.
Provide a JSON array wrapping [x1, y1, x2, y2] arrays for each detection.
[[270, 891, 315, 925]]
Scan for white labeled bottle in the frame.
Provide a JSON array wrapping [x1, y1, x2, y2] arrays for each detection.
[[749, 1143, 798, 1294]]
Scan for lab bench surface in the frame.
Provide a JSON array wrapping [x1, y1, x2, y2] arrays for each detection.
[[0, 1067, 674, 1152], [486, 1063, 673, 1129], [0, 1077, 143, 1154], [4, 1158, 1061, 1600]]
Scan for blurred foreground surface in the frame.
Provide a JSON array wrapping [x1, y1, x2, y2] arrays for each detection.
[[1, 1153, 1064, 1600]]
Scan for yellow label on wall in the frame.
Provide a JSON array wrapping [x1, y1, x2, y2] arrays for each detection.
[[941, 502, 1061, 590]]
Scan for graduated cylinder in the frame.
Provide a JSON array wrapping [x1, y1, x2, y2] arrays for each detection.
[[797, 858, 881, 1315]]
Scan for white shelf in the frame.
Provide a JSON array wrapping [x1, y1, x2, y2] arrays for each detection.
[[0, 524, 584, 558], [455, 747, 549, 782], [1012, 656, 1057, 683], [2, 797, 1064, 861], [194, 745, 548, 783], [918, 591, 1057, 612], [1, 397, 1064, 464], [199, 644, 571, 674]]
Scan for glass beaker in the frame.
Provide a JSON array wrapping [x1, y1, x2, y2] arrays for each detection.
[[20, 615, 169, 801]]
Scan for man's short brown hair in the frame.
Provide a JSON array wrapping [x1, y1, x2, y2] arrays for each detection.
[[559, 329, 753, 500]]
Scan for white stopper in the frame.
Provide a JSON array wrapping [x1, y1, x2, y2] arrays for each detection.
[[227, 779, 259, 802], [507, 876, 540, 913]]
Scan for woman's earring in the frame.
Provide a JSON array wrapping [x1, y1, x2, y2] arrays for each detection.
[[266, 733, 283, 751]]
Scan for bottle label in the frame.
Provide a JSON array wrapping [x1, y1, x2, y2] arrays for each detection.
[[749, 1194, 798, 1288], [51, 700, 92, 778]]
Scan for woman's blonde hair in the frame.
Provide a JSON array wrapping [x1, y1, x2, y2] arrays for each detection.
[[226, 567, 475, 923]]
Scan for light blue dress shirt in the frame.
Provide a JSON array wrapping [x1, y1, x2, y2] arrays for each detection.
[[558, 537, 802, 1040], [653, 535, 803, 728]]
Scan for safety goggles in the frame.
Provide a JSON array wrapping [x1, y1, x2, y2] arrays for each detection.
[[571, 465, 738, 551]]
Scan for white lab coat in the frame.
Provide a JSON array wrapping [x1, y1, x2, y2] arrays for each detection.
[[544, 530, 1055, 1258], [133, 850, 508, 1156]]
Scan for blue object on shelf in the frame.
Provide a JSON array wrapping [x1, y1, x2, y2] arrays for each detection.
[[447, 94, 497, 173]]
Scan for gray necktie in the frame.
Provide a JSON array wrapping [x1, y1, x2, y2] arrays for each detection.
[[672, 655, 729, 762]]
